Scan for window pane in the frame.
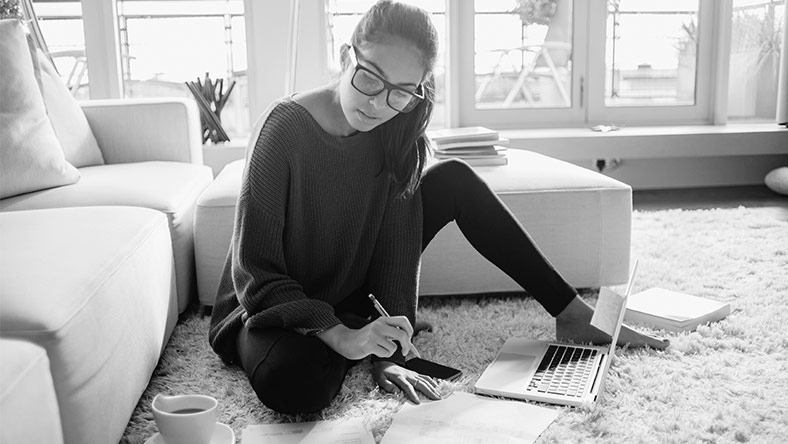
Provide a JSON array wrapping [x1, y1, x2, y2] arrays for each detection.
[[32, 1, 90, 100], [326, 0, 447, 128], [118, 0, 249, 139], [605, 0, 699, 107], [474, 0, 573, 110], [728, 0, 785, 120]]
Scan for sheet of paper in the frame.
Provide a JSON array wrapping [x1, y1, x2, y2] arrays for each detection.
[[380, 392, 559, 444], [242, 417, 374, 444], [590, 287, 625, 337]]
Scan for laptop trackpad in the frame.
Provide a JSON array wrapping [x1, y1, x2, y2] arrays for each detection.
[[477, 352, 536, 393]]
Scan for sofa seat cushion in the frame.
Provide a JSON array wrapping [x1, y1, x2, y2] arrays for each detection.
[[0, 339, 64, 444], [0, 161, 214, 310], [0, 206, 177, 444]]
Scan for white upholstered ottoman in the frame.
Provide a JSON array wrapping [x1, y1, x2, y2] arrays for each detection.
[[195, 149, 632, 305]]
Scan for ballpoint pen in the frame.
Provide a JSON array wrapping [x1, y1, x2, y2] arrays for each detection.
[[368, 294, 421, 359]]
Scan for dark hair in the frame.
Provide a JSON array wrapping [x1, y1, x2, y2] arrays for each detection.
[[350, 0, 438, 198]]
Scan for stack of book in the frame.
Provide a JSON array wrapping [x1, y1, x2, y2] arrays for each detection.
[[624, 287, 732, 333], [427, 126, 509, 166]]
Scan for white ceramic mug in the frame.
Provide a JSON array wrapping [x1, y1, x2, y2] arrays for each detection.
[[151, 394, 218, 444]]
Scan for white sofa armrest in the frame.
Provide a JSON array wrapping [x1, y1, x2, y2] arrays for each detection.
[[81, 98, 204, 165]]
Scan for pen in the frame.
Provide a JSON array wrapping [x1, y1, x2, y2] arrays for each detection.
[[368, 294, 421, 359]]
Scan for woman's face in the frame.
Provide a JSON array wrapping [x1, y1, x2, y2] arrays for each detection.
[[339, 40, 426, 133]]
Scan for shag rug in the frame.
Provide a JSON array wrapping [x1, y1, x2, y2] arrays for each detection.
[[121, 206, 788, 444]]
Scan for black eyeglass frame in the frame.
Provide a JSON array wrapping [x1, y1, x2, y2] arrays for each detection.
[[347, 45, 425, 113]]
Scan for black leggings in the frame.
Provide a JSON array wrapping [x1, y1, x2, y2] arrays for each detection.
[[235, 159, 577, 414]]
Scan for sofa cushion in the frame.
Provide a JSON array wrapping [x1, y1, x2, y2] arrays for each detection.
[[37, 48, 104, 168], [0, 19, 79, 199], [0, 206, 177, 444], [0, 160, 214, 310], [0, 339, 64, 444]]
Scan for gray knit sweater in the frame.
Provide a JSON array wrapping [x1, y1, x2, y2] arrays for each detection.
[[208, 97, 423, 364]]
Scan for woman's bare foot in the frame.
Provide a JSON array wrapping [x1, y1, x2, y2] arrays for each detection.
[[555, 296, 669, 349]]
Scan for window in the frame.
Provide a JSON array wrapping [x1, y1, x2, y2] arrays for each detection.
[[117, 0, 249, 137], [461, 0, 722, 128], [32, 1, 90, 99], [728, 0, 785, 121], [604, 1, 699, 107], [474, 0, 573, 110], [27, 0, 787, 135]]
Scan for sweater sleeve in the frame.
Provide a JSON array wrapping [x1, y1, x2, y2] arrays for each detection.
[[232, 112, 342, 336], [365, 188, 424, 365]]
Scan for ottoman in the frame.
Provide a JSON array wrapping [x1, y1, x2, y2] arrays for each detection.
[[0, 339, 64, 444], [194, 149, 632, 305]]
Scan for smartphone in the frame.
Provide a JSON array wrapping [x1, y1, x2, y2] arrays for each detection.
[[405, 358, 462, 381]]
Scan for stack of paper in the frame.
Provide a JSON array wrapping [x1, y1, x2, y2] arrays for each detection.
[[624, 287, 731, 332], [241, 418, 373, 444], [427, 126, 509, 166], [380, 392, 559, 444]]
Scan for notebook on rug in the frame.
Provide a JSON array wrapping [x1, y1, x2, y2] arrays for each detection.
[[474, 260, 639, 407], [624, 287, 731, 332]]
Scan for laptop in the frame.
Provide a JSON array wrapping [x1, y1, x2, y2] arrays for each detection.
[[474, 260, 639, 407]]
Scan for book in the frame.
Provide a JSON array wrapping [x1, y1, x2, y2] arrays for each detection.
[[434, 145, 508, 166], [462, 156, 508, 166], [427, 126, 499, 144], [624, 287, 731, 332], [434, 146, 507, 157], [433, 154, 508, 166], [433, 137, 510, 150]]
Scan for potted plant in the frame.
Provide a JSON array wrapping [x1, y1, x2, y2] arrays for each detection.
[[0, 0, 21, 19], [512, 0, 558, 26]]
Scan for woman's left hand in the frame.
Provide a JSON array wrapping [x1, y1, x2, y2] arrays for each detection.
[[372, 361, 441, 404]]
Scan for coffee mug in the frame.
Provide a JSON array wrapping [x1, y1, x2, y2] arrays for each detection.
[[151, 393, 218, 444]]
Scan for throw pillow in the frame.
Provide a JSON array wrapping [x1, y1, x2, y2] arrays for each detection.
[[0, 19, 80, 199], [765, 167, 788, 196], [37, 48, 105, 167]]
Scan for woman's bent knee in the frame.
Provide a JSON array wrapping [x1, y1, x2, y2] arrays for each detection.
[[246, 333, 348, 414]]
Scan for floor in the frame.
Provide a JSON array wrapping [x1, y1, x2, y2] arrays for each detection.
[[633, 185, 788, 221]]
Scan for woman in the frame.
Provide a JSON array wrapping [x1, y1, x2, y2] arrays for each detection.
[[209, 0, 667, 415]]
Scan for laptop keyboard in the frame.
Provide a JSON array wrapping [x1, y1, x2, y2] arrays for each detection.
[[527, 345, 599, 398]]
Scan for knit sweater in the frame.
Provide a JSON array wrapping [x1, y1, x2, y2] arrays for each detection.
[[208, 97, 423, 364]]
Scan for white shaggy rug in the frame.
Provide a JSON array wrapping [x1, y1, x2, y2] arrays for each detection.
[[121, 207, 788, 443]]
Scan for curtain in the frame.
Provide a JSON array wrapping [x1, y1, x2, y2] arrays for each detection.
[[19, 0, 57, 72], [778, 2, 787, 126]]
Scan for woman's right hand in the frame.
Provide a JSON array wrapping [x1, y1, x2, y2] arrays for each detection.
[[317, 316, 415, 360]]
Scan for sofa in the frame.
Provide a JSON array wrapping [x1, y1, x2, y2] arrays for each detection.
[[0, 19, 213, 444]]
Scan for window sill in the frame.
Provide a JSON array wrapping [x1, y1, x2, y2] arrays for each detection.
[[500, 123, 788, 160]]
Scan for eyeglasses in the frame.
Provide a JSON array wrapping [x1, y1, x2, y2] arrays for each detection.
[[347, 45, 424, 113]]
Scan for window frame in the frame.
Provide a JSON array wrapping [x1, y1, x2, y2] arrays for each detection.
[[584, 0, 717, 126], [456, 0, 721, 129], [65, 0, 772, 130]]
